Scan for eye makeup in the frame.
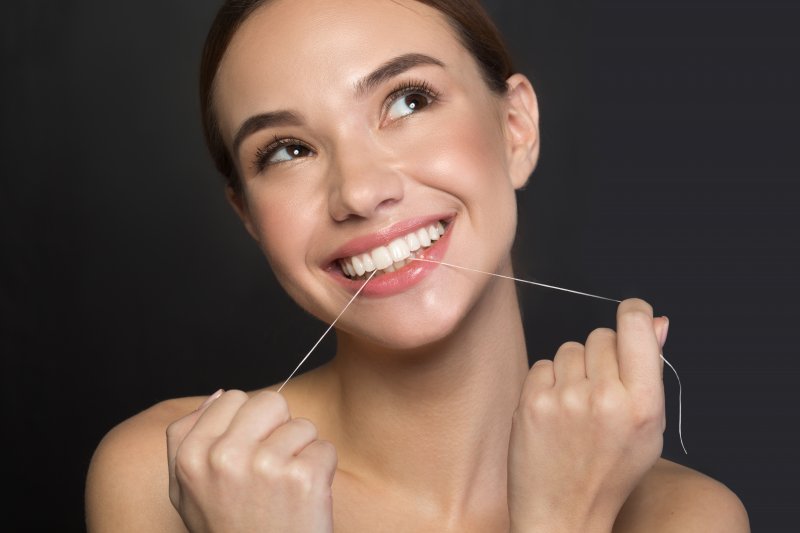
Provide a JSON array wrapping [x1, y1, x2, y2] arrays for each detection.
[[248, 77, 443, 175]]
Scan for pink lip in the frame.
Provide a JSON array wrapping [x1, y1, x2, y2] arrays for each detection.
[[325, 214, 455, 298], [326, 213, 454, 264]]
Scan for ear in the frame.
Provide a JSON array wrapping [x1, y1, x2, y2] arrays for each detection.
[[503, 74, 540, 190], [225, 185, 260, 242]]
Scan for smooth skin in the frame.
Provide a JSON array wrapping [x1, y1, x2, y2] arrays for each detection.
[[86, 0, 749, 531]]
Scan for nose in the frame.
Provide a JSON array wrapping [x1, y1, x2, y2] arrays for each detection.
[[327, 140, 405, 222]]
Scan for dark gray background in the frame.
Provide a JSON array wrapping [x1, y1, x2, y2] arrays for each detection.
[[3, 0, 798, 530]]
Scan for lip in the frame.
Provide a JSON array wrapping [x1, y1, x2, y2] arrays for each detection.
[[325, 213, 455, 297], [326, 212, 454, 264]]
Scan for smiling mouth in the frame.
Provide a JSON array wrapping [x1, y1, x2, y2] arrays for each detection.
[[336, 220, 449, 280]]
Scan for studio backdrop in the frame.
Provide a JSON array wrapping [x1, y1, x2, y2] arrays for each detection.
[[2, 1, 798, 530]]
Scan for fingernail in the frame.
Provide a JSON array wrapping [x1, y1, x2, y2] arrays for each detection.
[[659, 316, 670, 348], [197, 389, 224, 411]]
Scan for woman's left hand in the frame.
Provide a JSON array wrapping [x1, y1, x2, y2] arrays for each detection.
[[507, 298, 669, 533]]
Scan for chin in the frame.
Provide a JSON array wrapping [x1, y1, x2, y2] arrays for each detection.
[[336, 289, 472, 353]]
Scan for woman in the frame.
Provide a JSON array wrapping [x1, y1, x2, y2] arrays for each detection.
[[85, 0, 749, 530]]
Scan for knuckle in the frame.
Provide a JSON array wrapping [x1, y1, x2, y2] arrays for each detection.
[[520, 388, 557, 419], [525, 359, 552, 381], [622, 298, 653, 315], [631, 395, 664, 428], [530, 358, 552, 369], [258, 390, 290, 417], [556, 341, 584, 354], [208, 439, 244, 473], [559, 388, 586, 416], [587, 327, 616, 343], [222, 389, 250, 404], [291, 417, 319, 439], [286, 461, 317, 493], [166, 419, 184, 441], [316, 439, 337, 459], [589, 382, 625, 415], [174, 440, 206, 481], [620, 308, 653, 329], [314, 440, 339, 468], [253, 449, 281, 478]]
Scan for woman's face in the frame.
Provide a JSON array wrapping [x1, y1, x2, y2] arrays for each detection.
[[214, 0, 538, 349]]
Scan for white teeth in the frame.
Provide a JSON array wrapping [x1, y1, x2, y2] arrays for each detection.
[[341, 260, 354, 277], [351, 255, 366, 276], [370, 246, 393, 270], [360, 252, 376, 272], [405, 232, 421, 251], [417, 228, 431, 247], [388, 237, 411, 262], [339, 220, 449, 279]]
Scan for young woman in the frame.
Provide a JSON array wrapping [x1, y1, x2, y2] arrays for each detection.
[[85, 0, 749, 531]]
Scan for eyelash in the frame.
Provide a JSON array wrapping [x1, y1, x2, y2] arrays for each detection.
[[382, 78, 440, 117], [252, 135, 309, 173], [251, 78, 441, 173]]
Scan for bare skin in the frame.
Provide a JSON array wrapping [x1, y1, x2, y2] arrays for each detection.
[[86, 366, 748, 532], [86, 0, 749, 531]]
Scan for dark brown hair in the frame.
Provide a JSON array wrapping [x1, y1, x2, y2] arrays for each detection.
[[199, 0, 515, 194]]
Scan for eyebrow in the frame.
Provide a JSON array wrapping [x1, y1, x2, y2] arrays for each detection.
[[232, 110, 303, 157], [353, 52, 445, 98], [231, 53, 445, 156]]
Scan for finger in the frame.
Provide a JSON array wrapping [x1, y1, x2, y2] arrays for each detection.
[[295, 439, 339, 486], [523, 358, 555, 394], [552, 341, 586, 385], [222, 390, 291, 443], [261, 417, 319, 458], [167, 389, 223, 506], [167, 389, 224, 464], [616, 298, 661, 392], [584, 328, 619, 382], [189, 389, 251, 440]]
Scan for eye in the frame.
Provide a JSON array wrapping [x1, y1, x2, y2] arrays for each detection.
[[253, 137, 314, 173], [387, 91, 432, 120], [268, 143, 312, 163], [384, 80, 439, 122]]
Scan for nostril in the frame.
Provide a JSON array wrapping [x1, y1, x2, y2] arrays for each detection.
[[375, 198, 399, 211]]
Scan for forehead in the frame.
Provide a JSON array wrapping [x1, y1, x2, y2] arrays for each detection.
[[214, 0, 475, 141]]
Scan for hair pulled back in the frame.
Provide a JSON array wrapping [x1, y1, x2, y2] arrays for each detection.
[[199, 0, 514, 194]]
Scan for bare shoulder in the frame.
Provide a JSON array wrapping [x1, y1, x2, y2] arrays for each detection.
[[613, 457, 750, 533], [85, 395, 203, 533]]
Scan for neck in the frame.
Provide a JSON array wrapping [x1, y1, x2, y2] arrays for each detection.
[[324, 260, 529, 518]]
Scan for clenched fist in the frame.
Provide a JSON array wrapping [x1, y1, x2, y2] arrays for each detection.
[[508, 298, 669, 533], [166, 390, 336, 533]]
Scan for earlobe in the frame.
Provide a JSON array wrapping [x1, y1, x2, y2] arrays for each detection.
[[504, 73, 540, 190], [225, 185, 260, 242]]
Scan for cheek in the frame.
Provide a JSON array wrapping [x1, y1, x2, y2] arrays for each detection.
[[245, 186, 318, 291], [399, 103, 517, 226]]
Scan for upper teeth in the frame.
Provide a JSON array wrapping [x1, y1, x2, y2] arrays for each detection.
[[339, 222, 445, 279]]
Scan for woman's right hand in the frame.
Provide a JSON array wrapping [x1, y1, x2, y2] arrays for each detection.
[[166, 389, 337, 533]]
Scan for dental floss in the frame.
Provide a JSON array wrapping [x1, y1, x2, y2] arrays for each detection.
[[275, 258, 687, 454], [277, 270, 377, 393], [411, 257, 687, 454], [412, 258, 622, 303]]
